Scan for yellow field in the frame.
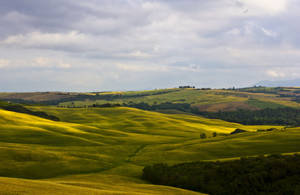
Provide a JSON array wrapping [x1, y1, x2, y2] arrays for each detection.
[[0, 175, 203, 195]]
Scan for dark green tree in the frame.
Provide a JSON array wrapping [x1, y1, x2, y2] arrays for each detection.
[[200, 133, 207, 139], [212, 132, 217, 137]]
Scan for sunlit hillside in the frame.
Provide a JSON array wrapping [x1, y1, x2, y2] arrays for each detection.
[[0, 106, 299, 194]]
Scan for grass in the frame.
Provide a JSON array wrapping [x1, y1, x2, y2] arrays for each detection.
[[246, 98, 287, 109], [131, 128, 300, 165], [0, 175, 203, 195], [59, 89, 247, 107], [0, 106, 299, 194]]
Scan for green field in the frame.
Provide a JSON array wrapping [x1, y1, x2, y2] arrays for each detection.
[[1, 104, 300, 194], [1, 87, 300, 112], [57, 88, 300, 111]]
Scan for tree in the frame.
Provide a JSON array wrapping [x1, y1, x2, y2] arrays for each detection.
[[212, 132, 217, 137], [200, 133, 207, 139]]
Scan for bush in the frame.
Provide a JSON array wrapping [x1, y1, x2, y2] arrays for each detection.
[[200, 133, 207, 139], [212, 132, 217, 137]]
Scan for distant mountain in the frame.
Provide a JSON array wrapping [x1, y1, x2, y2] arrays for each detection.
[[256, 79, 300, 87]]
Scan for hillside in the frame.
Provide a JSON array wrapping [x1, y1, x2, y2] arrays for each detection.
[[2, 87, 300, 111], [2, 87, 300, 127], [0, 176, 202, 195], [0, 106, 299, 194], [54, 87, 300, 112], [49, 87, 300, 126], [143, 154, 300, 194]]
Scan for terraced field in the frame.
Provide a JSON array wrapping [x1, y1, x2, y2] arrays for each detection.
[[1, 106, 299, 194]]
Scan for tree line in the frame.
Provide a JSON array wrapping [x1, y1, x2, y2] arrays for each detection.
[[195, 107, 300, 126], [57, 101, 300, 126], [125, 102, 300, 126], [0, 101, 59, 121], [142, 154, 300, 195], [124, 102, 191, 112]]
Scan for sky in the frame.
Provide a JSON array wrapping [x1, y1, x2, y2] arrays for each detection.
[[0, 0, 300, 92]]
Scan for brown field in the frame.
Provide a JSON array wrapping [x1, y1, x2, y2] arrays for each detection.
[[0, 92, 75, 102], [195, 101, 259, 112]]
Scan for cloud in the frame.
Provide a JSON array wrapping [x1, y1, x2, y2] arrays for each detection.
[[266, 70, 286, 78], [2, 11, 33, 24], [0, 57, 71, 70], [117, 63, 168, 72], [239, 0, 288, 15], [1, 31, 88, 52], [32, 57, 71, 69], [226, 28, 241, 36], [128, 51, 152, 58], [0, 59, 10, 68], [261, 28, 277, 38], [0, 0, 299, 91]]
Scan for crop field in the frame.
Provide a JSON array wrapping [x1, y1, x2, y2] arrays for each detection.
[[0, 104, 299, 194], [57, 88, 300, 111], [1, 87, 300, 112]]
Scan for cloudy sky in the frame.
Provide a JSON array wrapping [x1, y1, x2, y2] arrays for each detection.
[[0, 0, 300, 91]]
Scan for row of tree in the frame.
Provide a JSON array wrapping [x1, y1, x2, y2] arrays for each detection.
[[125, 102, 300, 126], [0, 101, 59, 121], [142, 154, 300, 195], [124, 102, 191, 112], [194, 107, 300, 126]]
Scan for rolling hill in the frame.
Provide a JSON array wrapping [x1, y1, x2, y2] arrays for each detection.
[[0, 105, 300, 194], [53, 87, 300, 112], [2, 87, 300, 112]]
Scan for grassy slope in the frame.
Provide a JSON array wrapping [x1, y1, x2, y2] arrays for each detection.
[[0, 107, 299, 194], [0, 108, 206, 194], [132, 128, 300, 165], [0, 176, 202, 195]]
